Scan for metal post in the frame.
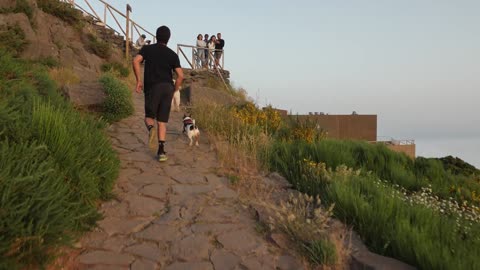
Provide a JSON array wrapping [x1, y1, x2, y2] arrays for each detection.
[[103, 4, 106, 24], [125, 4, 132, 60]]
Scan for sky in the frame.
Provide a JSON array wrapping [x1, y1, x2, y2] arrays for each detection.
[[78, 0, 479, 166]]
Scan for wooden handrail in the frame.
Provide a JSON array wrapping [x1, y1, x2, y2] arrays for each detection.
[[177, 44, 225, 70], [61, 0, 155, 59]]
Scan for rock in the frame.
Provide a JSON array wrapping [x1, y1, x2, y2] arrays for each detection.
[[125, 194, 165, 217], [214, 186, 238, 199], [171, 171, 208, 184], [351, 251, 416, 270], [165, 262, 213, 270], [196, 205, 240, 224], [217, 230, 260, 254], [77, 250, 134, 266], [135, 224, 181, 242], [124, 242, 163, 262], [131, 259, 158, 270], [210, 249, 241, 270], [102, 235, 135, 252], [190, 223, 244, 235], [98, 217, 151, 236], [265, 172, 293, 189], [63, 82, 105, 109], [276, 255, 304, 270], [171, 235, 211, 261], [269, 233, 290, 250], [139, 184, 170, 201]]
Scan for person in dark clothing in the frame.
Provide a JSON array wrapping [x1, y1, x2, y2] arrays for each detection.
[[132, 25, 184, 162], [214, 32, 225, 68], [203, 33, 210, 65]]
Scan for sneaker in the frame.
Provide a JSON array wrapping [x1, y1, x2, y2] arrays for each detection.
[[158, 153, 168, 162], [148, 128, 156, 151]]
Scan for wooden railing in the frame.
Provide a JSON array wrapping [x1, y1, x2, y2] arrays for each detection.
[[177, 44, 225, 70], [61, 0, 155, 59]]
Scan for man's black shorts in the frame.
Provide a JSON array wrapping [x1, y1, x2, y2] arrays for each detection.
[[144, 83, 174, 122]]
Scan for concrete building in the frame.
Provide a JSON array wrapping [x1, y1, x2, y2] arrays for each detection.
[[294, 112, 416, 158]]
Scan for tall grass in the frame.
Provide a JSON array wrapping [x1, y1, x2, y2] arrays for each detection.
[[267, 139, 480, 205], [267, 141, 480, 270], [0, 49, 119, 269]]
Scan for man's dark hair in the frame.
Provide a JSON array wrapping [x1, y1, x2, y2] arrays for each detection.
[[156, 26, 171, 44]]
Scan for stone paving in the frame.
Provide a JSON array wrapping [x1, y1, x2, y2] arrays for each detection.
[[73, 93, 305, 270]]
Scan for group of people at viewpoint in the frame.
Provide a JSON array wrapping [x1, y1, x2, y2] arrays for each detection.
[[132, 26, 226, 162], [195, 33, 225, 69]]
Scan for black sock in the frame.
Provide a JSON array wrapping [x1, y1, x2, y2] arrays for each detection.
[[158, 141, 165, 155]]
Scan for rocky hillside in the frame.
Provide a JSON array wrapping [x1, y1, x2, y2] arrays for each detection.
[[1, 0, 124, 79]]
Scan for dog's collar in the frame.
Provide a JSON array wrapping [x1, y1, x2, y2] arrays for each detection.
[[183, 119, 194, 125]]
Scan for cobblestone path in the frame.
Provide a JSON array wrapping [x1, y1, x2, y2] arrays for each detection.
[[73, 93, 305, 270]]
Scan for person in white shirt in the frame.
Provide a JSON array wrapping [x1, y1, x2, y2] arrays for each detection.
[[196, 34, 206, 68], [134, 34, 147, 49], [207, 35, 217, 69]]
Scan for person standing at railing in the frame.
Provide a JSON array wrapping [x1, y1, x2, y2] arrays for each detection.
[[134, 34, 147, 49], [208, 35, 217, 69], [214, 33, 225, 68], [196, 34, 206, 69], [132, 26, 184, 162], [203, 34, 209, 65]]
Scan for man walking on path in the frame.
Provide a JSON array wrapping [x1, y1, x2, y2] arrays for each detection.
[[132, 26, 184, 162]]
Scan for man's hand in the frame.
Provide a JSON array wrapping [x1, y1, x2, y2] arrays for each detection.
[[135, 81, 143, 93]]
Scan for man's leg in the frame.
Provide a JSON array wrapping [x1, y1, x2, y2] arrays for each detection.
[[155, 83, 175, 162]]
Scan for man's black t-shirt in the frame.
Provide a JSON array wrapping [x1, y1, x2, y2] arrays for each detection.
[[138, 44, 181, 88], [215, 39, 225, 50]]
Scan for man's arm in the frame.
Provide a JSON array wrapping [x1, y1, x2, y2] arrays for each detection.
[[174, 67, 184, 92], [132, 54, 143, 93]]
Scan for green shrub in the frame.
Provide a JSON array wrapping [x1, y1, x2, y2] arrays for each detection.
[[86, 33, 111, 59], [101, 62, 129, 77], [14, 0, 33, 21], [100, 73, 134, 122], [0, 23, 28, 56], [35, 56, 59, 68], [37, 0, 83, 26], [0, 49, 119, 269], [0, 0, 33, 21]]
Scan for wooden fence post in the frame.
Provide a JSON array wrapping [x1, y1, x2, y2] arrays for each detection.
[[125, 4, 132, 61]]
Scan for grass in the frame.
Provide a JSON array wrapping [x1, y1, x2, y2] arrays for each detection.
[[266, 139, 480, 205], [37, 0, 83, 27], [0, 0, 34, 22], [48, 66, 80, 87], [99, 73, 134, 122], [0, 49, 119, 269], [101, 62, 130, 78], [267, 142, 480, 270], [191, 80, 480, 269], [0, 23, 28, 57], [86, 33, 111, 59]]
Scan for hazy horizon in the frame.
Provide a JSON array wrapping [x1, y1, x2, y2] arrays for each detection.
[[76, 0, 479, 167]]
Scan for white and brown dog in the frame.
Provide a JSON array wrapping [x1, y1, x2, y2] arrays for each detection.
[[182, 114, 200, 146]]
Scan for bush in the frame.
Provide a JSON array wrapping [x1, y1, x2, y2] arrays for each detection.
[[0, 0, 33, 21], [37, 0, 83, 26], [35, 56, 59, 68], [0, 23, 28, 56], [101, 62, 129, 77], [99, 73, 134, 122], [0, 49, 119, 269], [86, 33, 111, 59]]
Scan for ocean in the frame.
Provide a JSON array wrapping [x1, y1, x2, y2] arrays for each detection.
[[415, 136, 480, 169]]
